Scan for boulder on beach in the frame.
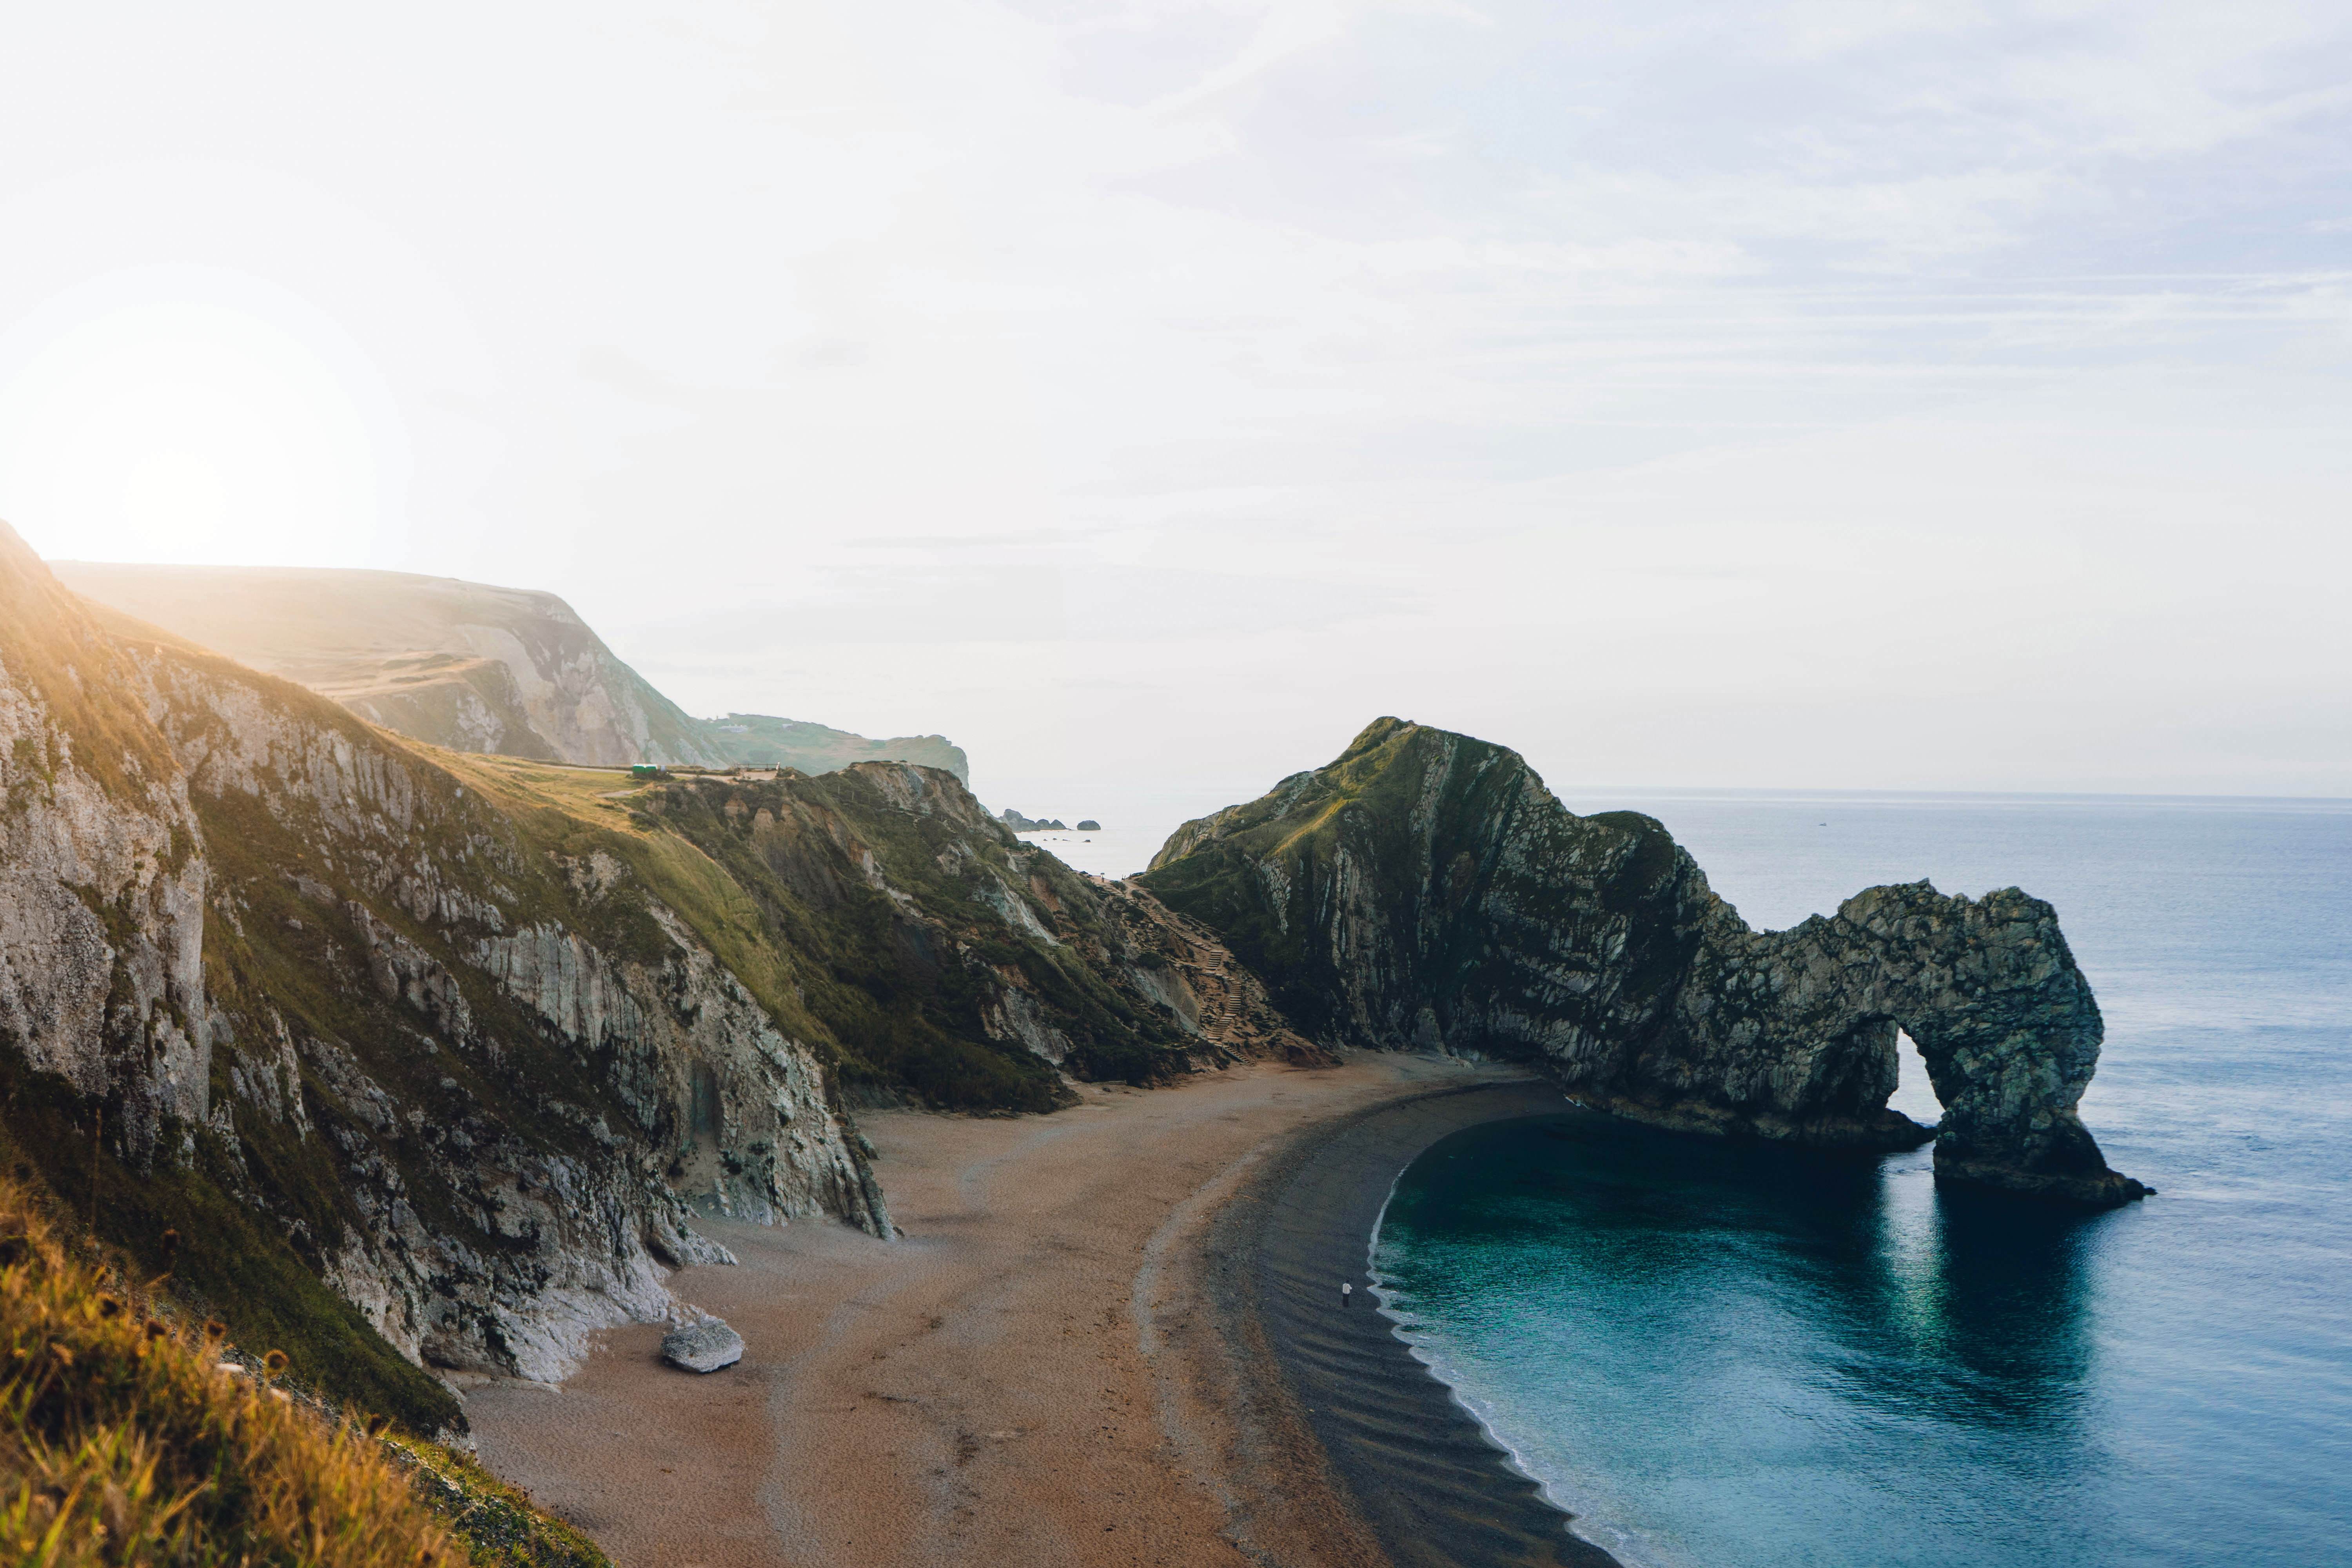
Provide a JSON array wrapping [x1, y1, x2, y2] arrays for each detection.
[[662, 1317, 745, 1373]]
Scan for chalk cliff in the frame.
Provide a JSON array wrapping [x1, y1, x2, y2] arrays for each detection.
[[53, 563, 967, 779], [2, 525, 1291, 1433], [54, 561, 724, 768], [1140, 718, 2148, 1207]]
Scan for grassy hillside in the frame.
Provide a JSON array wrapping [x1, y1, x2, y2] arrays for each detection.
[[0, 1171, 607, 1567], [53, 561, 721, 769], [440, 753, 1213, 1109]]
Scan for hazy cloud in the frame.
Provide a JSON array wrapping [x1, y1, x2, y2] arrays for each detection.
[[0, 0, 2344, 807]]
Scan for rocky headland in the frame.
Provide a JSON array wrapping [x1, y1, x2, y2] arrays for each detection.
[[1139, 717, 2149, 1207], [0, 524, 1304, 1435], [53, 561, 967, 779], [696, 711, 967, 780]]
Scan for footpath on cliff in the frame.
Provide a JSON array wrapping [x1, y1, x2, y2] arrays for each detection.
[[467, 1052, 1528, 1568]]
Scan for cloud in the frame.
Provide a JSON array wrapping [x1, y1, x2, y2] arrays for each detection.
[[1154, 0, 1352, 110], [0, 0, 2345, 795]]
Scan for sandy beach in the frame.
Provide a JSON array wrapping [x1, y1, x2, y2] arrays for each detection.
[[467, 1052, 1610, 1567]]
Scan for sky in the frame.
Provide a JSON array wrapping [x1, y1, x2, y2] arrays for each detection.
[[1, 1, 2347, 818]]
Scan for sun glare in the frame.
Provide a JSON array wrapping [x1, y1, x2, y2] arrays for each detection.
[[0, 271, 396, 566], [121, 444, 230, 541]]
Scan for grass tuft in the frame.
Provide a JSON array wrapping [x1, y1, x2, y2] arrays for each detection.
[[0, 1173, 458, 1566], [0, 1172, 611, 1566]]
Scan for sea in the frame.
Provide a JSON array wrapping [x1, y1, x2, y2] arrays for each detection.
[[1007, 823, 1174, 880], [1350, 791, 2352, 1568]]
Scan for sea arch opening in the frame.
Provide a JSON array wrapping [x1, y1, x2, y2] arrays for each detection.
[[1889, 1027, 1945, 1129]]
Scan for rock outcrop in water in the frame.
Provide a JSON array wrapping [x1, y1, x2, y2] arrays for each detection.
[[1139, 718, 2148, 1207]]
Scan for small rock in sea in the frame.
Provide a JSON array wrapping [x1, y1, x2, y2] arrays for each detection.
[[661, 1317, 744, 1373], [1076, 819, 1101, 831]]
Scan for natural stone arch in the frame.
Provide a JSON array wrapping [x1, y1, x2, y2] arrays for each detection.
[[1141, 718, 2150, 1208], [1660, 880, 2149, 1206]]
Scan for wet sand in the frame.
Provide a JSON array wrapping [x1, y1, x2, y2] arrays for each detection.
[[1219, 1085, 1622, 1566], [468, 1053, 1613, 1567]]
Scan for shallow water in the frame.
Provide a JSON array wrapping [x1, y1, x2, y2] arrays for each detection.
[[1371, 792, 2352, 1568]]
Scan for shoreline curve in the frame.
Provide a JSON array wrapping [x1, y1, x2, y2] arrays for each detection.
[[1203, 1078, 1624, 1568]]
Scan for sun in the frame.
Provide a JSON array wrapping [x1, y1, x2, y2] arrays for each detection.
[[121, 444, 229, 541], [0, 268, 399, 566]]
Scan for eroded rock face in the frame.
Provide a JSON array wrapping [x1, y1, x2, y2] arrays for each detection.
[[0, 541, 211, 1165], [122, 639, 890, 1381], [1140, 718, 2147, 1207], [1653, 881, 2146, 1205], [0, 524, 897, 1423], [632, 761, 1331, 1102], [1084, 877, 1328, 1067], [1, 521, 1337, 1430]]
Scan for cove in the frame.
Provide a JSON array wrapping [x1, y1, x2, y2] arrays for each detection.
[[1371, 1108, 2344, 1568]]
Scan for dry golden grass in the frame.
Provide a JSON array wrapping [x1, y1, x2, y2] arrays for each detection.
[[0, 1179, 457, 1567]]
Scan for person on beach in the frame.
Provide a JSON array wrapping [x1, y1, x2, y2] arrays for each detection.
[[1341, 1281, 1353, 1307]]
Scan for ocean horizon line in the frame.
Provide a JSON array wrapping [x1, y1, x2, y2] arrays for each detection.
[[1559, 783, 2352, 810]]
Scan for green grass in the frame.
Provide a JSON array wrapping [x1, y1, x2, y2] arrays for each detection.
[[0, 1058, 463, 1441], [0, 1171, 459, 1567], [389, 1439, 608, 1568]]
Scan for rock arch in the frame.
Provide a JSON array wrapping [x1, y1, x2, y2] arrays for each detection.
[[1141, 718, 2151, 1208], [1661, 881, 2150, 1206]]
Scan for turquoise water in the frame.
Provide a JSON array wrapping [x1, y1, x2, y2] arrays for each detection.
[[1371, 793, 2352, 1568]]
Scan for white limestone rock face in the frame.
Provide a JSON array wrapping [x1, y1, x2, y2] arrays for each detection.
[[475, 904, 889, 1235], [0, 522, 896, 1399], [0, 573, 211, 1166], [143, 671, 892, 1380]]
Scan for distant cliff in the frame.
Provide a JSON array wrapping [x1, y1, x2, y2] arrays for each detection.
[[1140, 718, 2148, 1207], [53, 563, 967, 779], [699, 712, 967, 782], [55, 561, 723, 768], [2, 525, 1296, 1434]]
